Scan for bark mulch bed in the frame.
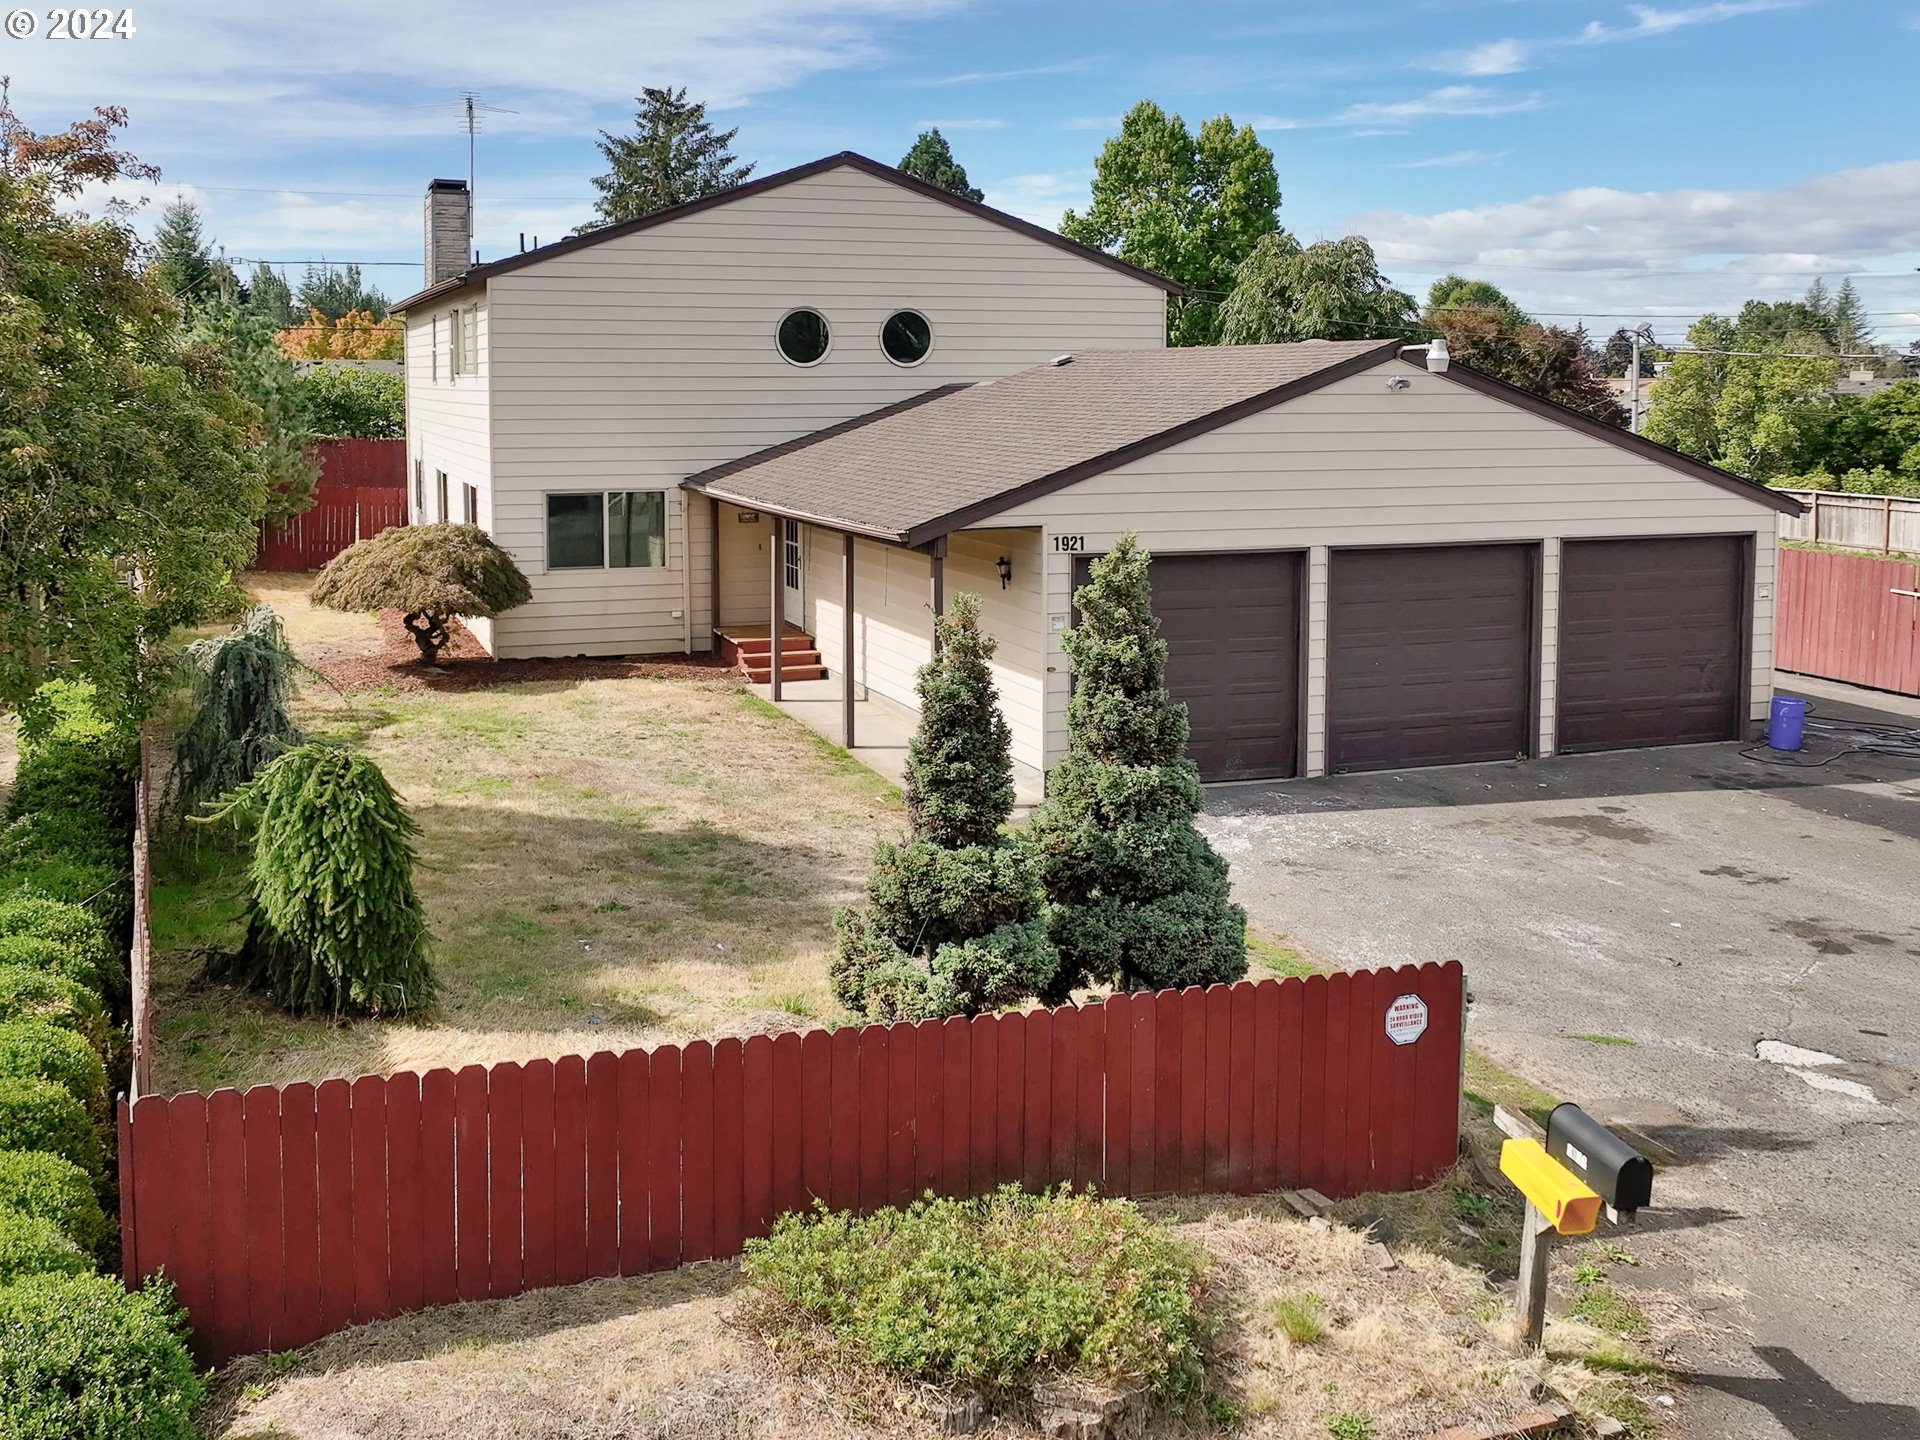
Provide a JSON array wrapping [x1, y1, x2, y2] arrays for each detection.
[[308, 609, 744, 693]]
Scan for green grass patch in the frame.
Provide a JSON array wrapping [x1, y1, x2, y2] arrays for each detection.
[[1565, 1032, 1636, 1047], [1463, 1052, 1559, 1131], [1326, 1414, 1378, 1440], [1247, 930, 1326, 980], [736, 692, 902, 796], [1269, 1291, 1327, 1345], [1570, 1279, 1650, 1340]]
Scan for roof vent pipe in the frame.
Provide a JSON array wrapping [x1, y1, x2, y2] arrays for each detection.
[[1048, 353, 1074, 367]]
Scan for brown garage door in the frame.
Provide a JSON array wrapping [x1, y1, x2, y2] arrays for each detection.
[[1075, 552, 1302, 781], [1328, 545, 1534, 772], [1557, 536, 1745, 752]]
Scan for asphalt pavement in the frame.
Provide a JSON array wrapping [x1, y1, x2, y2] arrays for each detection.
[[1202, 676, 1920, 1440]]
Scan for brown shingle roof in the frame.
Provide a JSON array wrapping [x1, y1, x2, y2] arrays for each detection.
[[683, 341, 1401, 546]]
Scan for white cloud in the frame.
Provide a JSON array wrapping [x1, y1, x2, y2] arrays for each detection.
[[914, 58, 1097, 85], [1336, 85, 1546, 125], [1426, 39, 1532, 76], [1393, 148, 1512, 168], [1348, 161, 1920, 342], [981, 171, 1089, 227], [1580, 0, 1802, 44]]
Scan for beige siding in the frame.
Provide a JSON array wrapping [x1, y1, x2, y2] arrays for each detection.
[[403, 300, 496, 650], [798, 526, 1045, 770], [716, 501, 773, 628], [997, 357, 1783, 774], [480, 163, 1164, 657], [1538, 538, 1562, 756]]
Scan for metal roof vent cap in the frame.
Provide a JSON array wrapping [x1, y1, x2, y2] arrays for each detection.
[[1048, 353, 1074, 367]]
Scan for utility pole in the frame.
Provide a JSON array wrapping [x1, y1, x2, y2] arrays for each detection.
[[1626, 323, 1653, 434]]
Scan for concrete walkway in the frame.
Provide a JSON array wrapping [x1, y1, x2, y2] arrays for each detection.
[[752, 677, 1046, 811]]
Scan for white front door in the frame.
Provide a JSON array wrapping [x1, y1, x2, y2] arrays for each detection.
[[781, 519, 805, 628]]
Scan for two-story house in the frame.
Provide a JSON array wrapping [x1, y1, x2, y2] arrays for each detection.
[[392, 153, 1798, 783]]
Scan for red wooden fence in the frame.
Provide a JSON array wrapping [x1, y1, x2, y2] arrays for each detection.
[[1776, 546, 1920, 697], [119, 964, 1464, 1364], [256, 438, 408, 570]]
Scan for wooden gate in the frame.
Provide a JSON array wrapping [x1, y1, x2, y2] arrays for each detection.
[[256, 439, 408, 570], [1776, 546, 1920, 696]]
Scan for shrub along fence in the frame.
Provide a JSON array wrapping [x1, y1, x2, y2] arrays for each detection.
[[120, 961, 1464, 1363]]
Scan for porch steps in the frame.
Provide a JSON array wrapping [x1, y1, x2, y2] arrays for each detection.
[[717, 626, 828, 684]]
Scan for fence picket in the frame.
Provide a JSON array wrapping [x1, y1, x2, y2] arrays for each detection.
[[123, 967, 1466, 1363]]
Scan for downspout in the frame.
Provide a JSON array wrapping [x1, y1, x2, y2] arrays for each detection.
[[681, 492, 693, 654]]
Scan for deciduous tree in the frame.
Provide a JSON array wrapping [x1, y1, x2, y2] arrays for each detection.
[[0, 103, 280, 715], [584, 86, 754, 228], [310, 522, 532, 664], [1219, 232, 1416, 344], [1426, 303, 1625, 426], [1061, 101, 1280, 346]]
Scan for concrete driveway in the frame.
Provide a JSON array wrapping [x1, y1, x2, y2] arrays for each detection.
[[1202, 677, 1920, 1440]]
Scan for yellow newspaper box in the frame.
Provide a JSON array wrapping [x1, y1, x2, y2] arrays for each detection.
[[1499, 1138, 1602, 1236]]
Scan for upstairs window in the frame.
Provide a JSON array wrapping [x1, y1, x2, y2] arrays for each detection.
[[462, 484, 479, 524], [881, 310, 932, 366], [777, 308, 830, 366], [547, 491, 668, 569], [449, 307, 475, 376]]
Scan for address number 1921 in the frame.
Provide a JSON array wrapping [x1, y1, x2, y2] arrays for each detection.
[[1051, 534, 1087, 553]]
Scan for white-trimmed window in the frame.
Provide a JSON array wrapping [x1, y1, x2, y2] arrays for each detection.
[[462, 483, 479, 524], [449, 306, 475, 376], [435, 470, 449, 521], [413, 458, 424, 516], [546, 491, 668, 569], [430, 316, 439, 381]]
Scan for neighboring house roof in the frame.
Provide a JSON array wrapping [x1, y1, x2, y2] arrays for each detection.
[[683, 341, 1801, 546], [389, 152, 1182, 313]]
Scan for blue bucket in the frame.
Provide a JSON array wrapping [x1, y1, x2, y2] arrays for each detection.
[[1768, 695, 1808, 752]]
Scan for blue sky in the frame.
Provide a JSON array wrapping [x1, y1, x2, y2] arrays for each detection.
[[11, 0, 1919, 344]]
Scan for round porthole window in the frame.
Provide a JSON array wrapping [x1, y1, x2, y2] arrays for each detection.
[[881, 309, 932, 366], [777, 308, 831, 366]]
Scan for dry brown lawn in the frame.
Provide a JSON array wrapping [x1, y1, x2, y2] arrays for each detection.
[[149, 574, 901, 1094], [205, 1193, 1669, 1440]]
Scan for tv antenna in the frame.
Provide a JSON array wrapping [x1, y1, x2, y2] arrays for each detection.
[[424, 91, 518, 198]]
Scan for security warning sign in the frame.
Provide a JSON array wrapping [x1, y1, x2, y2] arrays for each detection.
[[1385, 993, 1430, 1046]]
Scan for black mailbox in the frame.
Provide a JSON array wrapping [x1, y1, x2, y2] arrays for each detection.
[[1545, 1104, 1653, 1216]]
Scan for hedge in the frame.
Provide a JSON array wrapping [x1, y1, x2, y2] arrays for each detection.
[[0, 964, 112, 1062], [0, 901, 116, 1000], [0, 1150, 111, 1258], [0, 1080, 103, 1181], [0, 1020, 110, 1120], [0, 1272, 204, 1440], [0, 1204, 92, 1285]]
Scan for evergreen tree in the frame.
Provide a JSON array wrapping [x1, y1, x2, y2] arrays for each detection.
[[831, 595, 1057, 1021], [295, 262, 387, 322], [149, 198, 234, 304], [206, 744, 435, 1017], [584, 86, 755, 229], [243, 262, 295, 328], [898, 128, 983, 202], [1027, 536, 1246, 998]]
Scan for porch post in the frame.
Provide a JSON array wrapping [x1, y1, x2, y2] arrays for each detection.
[[768, 514, 782, 702], [843, 534, 856, 749], [707, 494, 720, 649], [928, 536, 947, 654]]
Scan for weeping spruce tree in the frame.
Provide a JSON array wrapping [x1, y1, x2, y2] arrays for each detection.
[[1030, 535, 1247, 997], [831, 595, 1057, 1020]]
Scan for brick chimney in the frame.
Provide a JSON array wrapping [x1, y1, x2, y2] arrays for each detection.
[[424, 179, 471, 287]]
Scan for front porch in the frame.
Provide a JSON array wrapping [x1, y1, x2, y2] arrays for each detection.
[[751, 675, 1046, 813]]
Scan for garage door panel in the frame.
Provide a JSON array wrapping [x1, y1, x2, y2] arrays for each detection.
[[1328, 545, 1534, 773], [1558, 536, 1743, 752], [1088, 552, 1302, 783]]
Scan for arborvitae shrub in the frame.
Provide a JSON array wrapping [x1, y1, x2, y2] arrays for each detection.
[[208, 743, 435, 1016], [1027, 535, 1247, 997], [0, 1204, 92, 1284], [0, 1080, 103, 1180], [0, 1149, 112, 1257], [170, 604, 304, 815], [311, 521, 532, 663], [831, 596, 1058, 1020], [0, 960, 112, 1060], [0, 1272, 204, 1440], [0, 903, 116, 1001]]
